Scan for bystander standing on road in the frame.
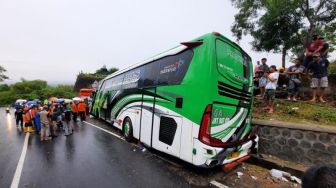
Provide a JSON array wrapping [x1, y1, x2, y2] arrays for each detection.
[[286, 59, 305, 101], [35, 107, 42, 134], [78, 100, 87, 121], [264, 65, 279, 114], [63, 103, 73, 136], [23, 108, 33, 133], [307, 52, 329, 103], [71, 102, 79, 122], [40, 106, 51, 141], [30, 106, 37, 130], [14, 108, 24, 130], [50, 105, 61, 137]]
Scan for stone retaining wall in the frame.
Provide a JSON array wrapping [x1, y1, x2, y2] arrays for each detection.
[[252, 120, 336, 165]]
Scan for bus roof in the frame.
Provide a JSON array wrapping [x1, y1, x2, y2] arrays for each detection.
[[102, 32, 250, 81]]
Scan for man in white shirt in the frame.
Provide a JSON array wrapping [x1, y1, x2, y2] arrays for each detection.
[[264, 65, 279, 114]]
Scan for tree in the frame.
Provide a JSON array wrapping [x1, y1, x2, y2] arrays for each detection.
[[298, 0, 336, 42], [231, 0, 336, 67], [0, 65, 9, 81], [95, 65, 110, 76], [108, 67, 119, 74]]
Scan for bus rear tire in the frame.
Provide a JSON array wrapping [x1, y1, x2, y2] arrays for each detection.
[[123, 117, 133, 142]]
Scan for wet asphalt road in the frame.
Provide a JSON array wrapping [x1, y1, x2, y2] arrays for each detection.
[[0, 108, 197, 188]]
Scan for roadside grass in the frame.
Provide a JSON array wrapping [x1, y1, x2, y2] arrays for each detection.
[[253, 99, 336, 126]]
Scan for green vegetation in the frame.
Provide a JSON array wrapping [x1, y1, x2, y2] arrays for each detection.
[[253, 99, 336, 126], [73, 66, 118, 91], [0, 80, 77, 106], [231, 0, 336, 67], [329, 59, 336, 74]]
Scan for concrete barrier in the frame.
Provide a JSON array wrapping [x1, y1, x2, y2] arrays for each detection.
[[252, 119, 336, 165]]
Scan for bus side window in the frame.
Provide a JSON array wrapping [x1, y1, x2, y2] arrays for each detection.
[[141, 62, 159, 88], [157, 50, 193, 86]]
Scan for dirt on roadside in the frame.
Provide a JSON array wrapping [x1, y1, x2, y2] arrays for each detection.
[[218, 163, 300, 188]]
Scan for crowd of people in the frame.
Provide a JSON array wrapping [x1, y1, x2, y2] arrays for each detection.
[[253, 34, 330, 114], [14, 99, 87, 141]]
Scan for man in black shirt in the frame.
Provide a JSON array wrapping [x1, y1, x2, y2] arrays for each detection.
[[307, 53, 329, 103], [14, 108, 24, 129]]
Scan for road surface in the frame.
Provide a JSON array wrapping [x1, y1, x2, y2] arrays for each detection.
[[0, 108, 297, 188]]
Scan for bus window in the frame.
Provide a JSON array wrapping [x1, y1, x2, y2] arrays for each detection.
[[122, 68, 141, 89], [157, 50, 193, 86], [108, 74, 124, 91], [140, 62, 159, 88]]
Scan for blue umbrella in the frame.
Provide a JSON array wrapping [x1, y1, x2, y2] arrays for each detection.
[[33, 99, 41, 103], [26, 101, 37, 107]]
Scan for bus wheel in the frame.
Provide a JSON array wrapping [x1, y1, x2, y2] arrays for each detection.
[[123, 117, 133, 142]]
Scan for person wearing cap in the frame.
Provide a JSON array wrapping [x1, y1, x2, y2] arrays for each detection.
[[286, 59, 305, 101], [264, 65, 279, 114], [307, 52, 329, 103]]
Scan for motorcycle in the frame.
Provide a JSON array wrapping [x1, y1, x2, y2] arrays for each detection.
[[6, 107, 10, 114]]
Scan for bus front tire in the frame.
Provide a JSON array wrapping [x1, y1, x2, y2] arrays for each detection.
[[123, 117, 133, 142]]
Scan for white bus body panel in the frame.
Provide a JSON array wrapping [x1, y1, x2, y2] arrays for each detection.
[[140, 107, 153, 146], [115, 102, 257, 167]]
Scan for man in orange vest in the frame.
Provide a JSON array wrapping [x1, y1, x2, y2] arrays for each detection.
[[78, 100, 87, 121], [71, 102, 79, 122], [23, 108, 33, 133], [30, 106, 37, 131]]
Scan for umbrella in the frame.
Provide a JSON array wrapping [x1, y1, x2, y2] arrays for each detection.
[[64, 99, 73, 103], [26, 101, 37, 107], [55, 99, 65, 103], [33, 99, 41, 104], [16, 99, 27, 103], [72, 97, 81, 101], [49, 97, 58, 102]]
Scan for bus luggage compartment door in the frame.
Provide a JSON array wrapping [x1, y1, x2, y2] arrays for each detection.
[[152, 114, 182, 158]]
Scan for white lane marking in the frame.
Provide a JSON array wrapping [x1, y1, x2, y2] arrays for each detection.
[[10, 133, 29, 188], [83, 121, 125, 141], [84, 121, 182, 167], [209, 180, 230, 188]]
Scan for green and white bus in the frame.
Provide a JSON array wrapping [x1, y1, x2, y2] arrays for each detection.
[[90, 32, 258, 167]]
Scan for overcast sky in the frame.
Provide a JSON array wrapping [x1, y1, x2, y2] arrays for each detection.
[[1, 0, 289, 85]]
